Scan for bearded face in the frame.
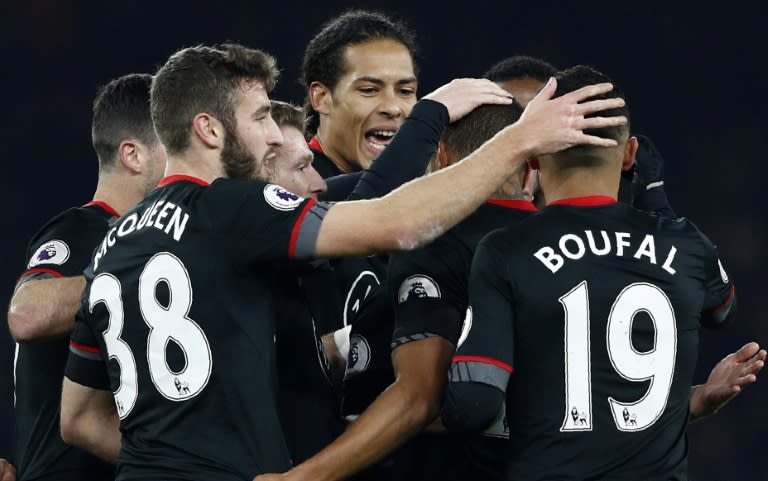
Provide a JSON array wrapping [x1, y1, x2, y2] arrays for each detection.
[[221, 121, 259, 180]]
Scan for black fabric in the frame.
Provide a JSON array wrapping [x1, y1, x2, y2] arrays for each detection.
[[65, 177, 329, 480], [632, 134, 677, 218], [442, 382, 505, 433], [449, 200, 735, 481], [14, 204, 115, 481]]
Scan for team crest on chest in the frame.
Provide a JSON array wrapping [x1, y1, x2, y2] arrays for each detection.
[[263, 184, 304, 211], [397, 275, 441, 303], [28, 240, 70, 268]]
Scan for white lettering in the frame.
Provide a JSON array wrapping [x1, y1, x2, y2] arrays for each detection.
[[166, 208, 190, 242], [137, 202, 156, 230], [585, 230, 611, 256], [560, 234, 586, 260], [633, 235, 657, 264], [106, 227, 118, 247], [118, 213, 138, 236], [662, 246, 677, 275], [154, 201, 176, 230], [146, 201, 164, 228], [615, 232, 631, 257], [535, 247, 564, 274]]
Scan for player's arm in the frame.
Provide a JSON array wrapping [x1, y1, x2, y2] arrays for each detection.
[[689, 342, 766, 421], [60, 379, 120, 463], [312, 80, 626, 259], [8, 276, 85, 342], [0, 459, 16, 481], [272, 336, 454, 481], [441, 237, 514, 432], [60, 314, 120, 463], [631, 134, 677, 218]]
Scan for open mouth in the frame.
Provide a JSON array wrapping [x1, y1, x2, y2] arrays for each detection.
[[365, 129, 396, 152]]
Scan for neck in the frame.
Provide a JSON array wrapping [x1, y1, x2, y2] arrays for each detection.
[[163, 153, 224, 185], [92, 173, 145, 216], [314, 132, 361, 174], [541, 168, 619, 205]]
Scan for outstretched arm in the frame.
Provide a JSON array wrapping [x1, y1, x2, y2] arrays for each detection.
[[689, 342, 765, 421], [314, 79, 627, 259]]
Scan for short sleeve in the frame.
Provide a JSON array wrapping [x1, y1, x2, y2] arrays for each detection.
[[448, 235, 515, 393], [388, 237, 468, 348], [65, 306, 111, 390]]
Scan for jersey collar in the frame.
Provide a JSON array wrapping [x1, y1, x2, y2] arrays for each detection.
[[158, 175, 210, 187], [84, 200, 120, 217], [308, 136, 324, 153], [486, 199, 538, 212], [549, 195, 617, 207]]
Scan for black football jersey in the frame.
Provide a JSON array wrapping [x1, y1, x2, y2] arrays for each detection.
[[14, 201, 117, 481], [65, 176, 330, 480], [453, 196, 736, 481]]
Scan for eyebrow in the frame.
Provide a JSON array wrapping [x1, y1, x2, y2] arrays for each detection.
[[354, 76, 417, 86], [251, 104, 271, 119]]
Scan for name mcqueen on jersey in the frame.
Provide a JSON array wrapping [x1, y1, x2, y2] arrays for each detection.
[[93, 199, 190, 270], [534, 230, 678, 275]]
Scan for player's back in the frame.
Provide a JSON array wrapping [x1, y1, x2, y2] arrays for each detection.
[[482, 197, 733, 481], [76, 175, 325, 480]]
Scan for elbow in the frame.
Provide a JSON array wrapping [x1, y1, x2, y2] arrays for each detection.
[[400, 379, 443, 427], [388, 222, 443, 253], [7, 306, 45, 343]]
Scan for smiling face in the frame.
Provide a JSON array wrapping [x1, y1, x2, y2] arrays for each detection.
[[221, 81, 283, 179], [315, 38, 417, 171], [261, 125, 327, 199]]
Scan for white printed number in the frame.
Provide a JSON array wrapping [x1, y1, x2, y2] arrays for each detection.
[[559, 281, 676, 433], [89, 253, 212, 418]]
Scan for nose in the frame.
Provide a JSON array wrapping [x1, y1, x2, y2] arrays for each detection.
[[309, 166, 327, 196], [378, 88, 406, 119], [266, 115, 283, 146]]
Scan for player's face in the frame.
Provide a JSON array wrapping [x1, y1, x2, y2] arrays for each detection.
[[222, 82, 283, 180], [321, 38, 417, 169], [262, 125, 327, 199], [496, 77, 545, 107]]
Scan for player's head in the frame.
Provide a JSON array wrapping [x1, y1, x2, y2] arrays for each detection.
[[257, 100, 327, 199], [532, 65, 637, 197], [436, 101, 528, 199], [151, 43, 282, 180], [483, 55, 557, 107], [91, 73, 167, 194], [301, 9, 418, 170]]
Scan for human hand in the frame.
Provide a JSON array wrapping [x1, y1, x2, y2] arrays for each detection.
[[422, 78, 514, 123], [512, 77, 627, 157], [253, 473, 288, 481], [0, 459, 16, 481], [690, 342, 766, 420]]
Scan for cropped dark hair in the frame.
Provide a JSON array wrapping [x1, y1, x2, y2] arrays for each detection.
[[442, 101, 525, 159], [270, 100, 306, 134], [300, 9, 418, 136], [483, 55, 557, 83], [151, 43, 279, 155], [91, 73, 157, 170], [554, 64, 629, 145]]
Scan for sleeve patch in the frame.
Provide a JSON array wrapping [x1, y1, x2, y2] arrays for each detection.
[[397, 275, 441, 303], [344, 334, 371, 379], [27, 240, 70, 268], [264, 184, 304, 211]]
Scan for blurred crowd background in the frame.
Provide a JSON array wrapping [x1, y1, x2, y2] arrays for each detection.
[[1, 1, 765, 479]]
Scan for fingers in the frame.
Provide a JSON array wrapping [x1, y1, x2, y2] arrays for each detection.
[[529, 77, 556, 103], [576, 115, 628, 131], [732, 342, 761, 362], [573, 133, 619, 148], [563, 82, 615, 103], [574, 97, 626, 116]]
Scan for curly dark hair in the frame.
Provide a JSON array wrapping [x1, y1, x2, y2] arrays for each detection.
[[300, 9, 418, 136]]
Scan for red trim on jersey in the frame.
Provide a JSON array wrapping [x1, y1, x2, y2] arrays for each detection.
[[84, 200, 120, 218], [70, 339, 101, 354], [549, 195, 617, 206], [308, 136, 324, 153], [708, 285, 736, 313], [18, 267, 64, 282], [158, 175, 210, 187], [486, 199, 538, 212], [288, 199, 318, 259], [453, 355, 514, 373]]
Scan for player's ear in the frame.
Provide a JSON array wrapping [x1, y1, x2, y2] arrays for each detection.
[[310, 82, 332, 114], [436, 140, 454, 169], [192, 113, 224, 149], [117, 140, 141, 174], [622, 136, 638, 172]]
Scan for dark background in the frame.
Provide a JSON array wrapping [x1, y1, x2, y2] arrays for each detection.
[[2, 1, 765, 479]]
